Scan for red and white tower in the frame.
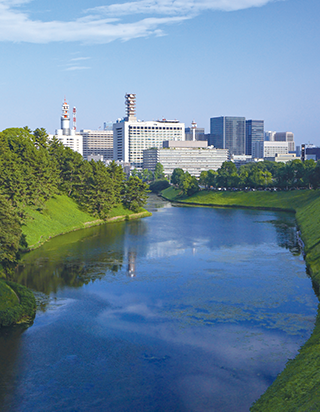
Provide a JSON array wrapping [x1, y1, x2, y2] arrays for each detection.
[[73, 107, 77, 131]]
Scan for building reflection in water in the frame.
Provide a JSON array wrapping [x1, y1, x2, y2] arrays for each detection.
[[128, 250, 136, 277]]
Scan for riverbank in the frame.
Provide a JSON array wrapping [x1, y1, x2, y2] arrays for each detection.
[[161, 186, 320, 411], [0, 280, 36, 327], [22, 194, 152, 250], [0, 194, 151, 326]]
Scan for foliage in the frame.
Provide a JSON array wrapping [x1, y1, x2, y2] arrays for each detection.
[[201, 159, 320, 191], [132, 168, 154, 182], [122, 176, 149, 212], [0, 280, 36, 327], [171, 168, 200, 195], [149, 179, 170, 193], [0, 280, 19, 311], [171, 168, 185, 186], [154, 163, 165, 180], [0, 191, 25, 276]]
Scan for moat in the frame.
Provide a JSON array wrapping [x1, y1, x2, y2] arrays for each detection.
[[0, 195, 318, 411]]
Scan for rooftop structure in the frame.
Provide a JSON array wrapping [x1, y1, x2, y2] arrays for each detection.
[[49, 98, 83, 156], [125, 93, 136, 121], [113, 94, 185, 169]]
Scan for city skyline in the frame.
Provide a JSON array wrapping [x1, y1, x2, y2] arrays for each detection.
[[0, 0, 319, 147]]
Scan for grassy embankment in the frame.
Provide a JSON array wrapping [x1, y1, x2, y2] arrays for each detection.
[[162, 186, 320, 411], [22, 194, 152, 250], [0, 194, 151, 326]]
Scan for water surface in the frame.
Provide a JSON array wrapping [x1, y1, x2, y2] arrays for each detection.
[[0, 195, 318, 411]]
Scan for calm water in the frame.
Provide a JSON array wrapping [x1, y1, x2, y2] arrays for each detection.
[[0, 195, 318, 411]]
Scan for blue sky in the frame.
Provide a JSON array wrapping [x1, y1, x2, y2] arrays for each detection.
[[0, 0, 319, 146]]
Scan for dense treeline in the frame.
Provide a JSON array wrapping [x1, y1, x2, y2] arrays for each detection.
[[0, 127, 148, 276], [170, 159, 320, 195]]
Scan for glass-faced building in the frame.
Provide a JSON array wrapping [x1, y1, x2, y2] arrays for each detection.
[[246, 120, 264, 158], [210, 116, 246, 155]]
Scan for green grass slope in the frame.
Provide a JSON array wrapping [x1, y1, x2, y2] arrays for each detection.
[[161, 186, 318, 211], [162, 187, 320, 411], [23, 195, 151, 249]]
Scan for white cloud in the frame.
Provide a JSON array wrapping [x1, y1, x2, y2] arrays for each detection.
[[90, 0, 274, 16], [64, 66, 91, 71], [70, 57, 91, 62], [0, 0, 276, 44]]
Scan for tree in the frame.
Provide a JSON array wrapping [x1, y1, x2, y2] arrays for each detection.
[[199, 171, 208, 188], [0, 192, 23, 277], [33, 128, 49, 149], [303, 159, 316, 188], [141, 168, 154, 182], [171, 168, 185, 186], [122, 176, 149, 212], [154, 163, 165, 180], [207, 170, 217, 188], [216, 161, 239, 188], [106, 160, 126, 204], [182, 174, 199, 196]]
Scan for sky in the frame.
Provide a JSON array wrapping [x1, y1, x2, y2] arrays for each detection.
[[0, 0, 319, 146]]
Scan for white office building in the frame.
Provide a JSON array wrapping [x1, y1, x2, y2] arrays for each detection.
[[263, 141, 289, 158], [143, 141, 229, 178], [113, 94, 185, 169]]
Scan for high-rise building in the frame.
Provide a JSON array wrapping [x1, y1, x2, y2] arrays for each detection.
[[80, 129, 113, 161], [264, 131, 276, 141], [210, 116, 246, 155], [274, 132, 295, 152], [113, 94, 185, 169], [301, 144, 320, 161], [246, 120, 264, 158]]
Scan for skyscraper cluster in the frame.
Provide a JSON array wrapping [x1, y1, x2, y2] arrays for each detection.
[[50, 95, 297, 176]]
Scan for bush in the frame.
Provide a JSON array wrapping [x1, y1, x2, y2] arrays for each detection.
[[0, 280, 36, 327], [149, 180, 170, 193]]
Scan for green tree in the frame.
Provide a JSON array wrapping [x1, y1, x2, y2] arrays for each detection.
[[216, 162, 239, 188], [171, 168, 185, 186], [154, 163, 165, 180], [303, 159, 316, 188], [106, 160, 126, 204], [122, 176, 149, 212], [199, 171, 208, 188], [0, 192, 23, 277], [32, 128, 49, 149], [182, 174, 199, 196]]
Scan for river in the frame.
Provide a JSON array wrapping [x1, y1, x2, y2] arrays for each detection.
[[0, 195, 318, 411]]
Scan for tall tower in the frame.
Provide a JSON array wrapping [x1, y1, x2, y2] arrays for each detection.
[[73, 107, 77, 131], [61, 98, 70, 136], [125, 93, 136, 121], [191, 120, 197, 141]]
